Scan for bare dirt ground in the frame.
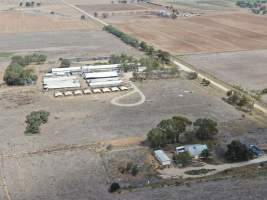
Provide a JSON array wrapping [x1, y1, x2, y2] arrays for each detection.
[[181, 49, 267, 91], [0, 11, 101, 33], [1, 79, 266, 155], [111, 12, 267, 55], [0, 78, 267, 199], [0, 30, 141, 55]]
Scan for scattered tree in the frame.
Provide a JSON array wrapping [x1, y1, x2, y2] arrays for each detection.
[[60, 59, 71, 68], [109, 182, 120, 193], [193, 118, 218, 140], [80, 15, 85, 20]]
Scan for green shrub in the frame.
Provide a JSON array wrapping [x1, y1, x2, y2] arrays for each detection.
[[131, 164, 139, 176], [173, 152, 192, 167], [60, 59, 71, 68], [4, 63, 37, 86], [187, 72, 198, 80], [109, 182, 120, 193], [25, 111, 50, 134]]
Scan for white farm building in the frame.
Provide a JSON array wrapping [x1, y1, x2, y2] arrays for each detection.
[[154, 150, 171, 166]]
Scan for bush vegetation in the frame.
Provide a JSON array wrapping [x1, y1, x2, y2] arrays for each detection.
[[225, 90, 254, 112], [109, 182, 120, 193], [25, 110, 50, 134], [187, 72, 198, 80], [173, 152, 192, 167], [4, 53, 46, 86], [60, 59, 71, 68], [147, 116, 218, 148], [225, 140, 253, 162]]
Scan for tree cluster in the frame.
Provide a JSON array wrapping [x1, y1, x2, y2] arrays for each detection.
[[25, 110, 50, 134], [147, 116, 218, 148], [225, 140, 253, 162], [225, 90, 254, 112], [4, 54, 46, 86]]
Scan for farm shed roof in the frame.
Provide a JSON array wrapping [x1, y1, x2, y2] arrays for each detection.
[[84, 71, 118, 79], [89, 80, 123, 88], [154, 150, 171, 165]]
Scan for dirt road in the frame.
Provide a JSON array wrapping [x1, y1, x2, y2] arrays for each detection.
[[160, 155, 267, 179]]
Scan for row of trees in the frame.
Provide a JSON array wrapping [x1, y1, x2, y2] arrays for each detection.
[[4, 54, 46, 86], [103, 25, 171, 64], [19, 1, 41, 7], [147, 116, 218, 148]]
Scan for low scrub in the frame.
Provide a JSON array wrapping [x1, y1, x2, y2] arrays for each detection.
[[25, 110, 50, 134], [185, 168, 215, 175]]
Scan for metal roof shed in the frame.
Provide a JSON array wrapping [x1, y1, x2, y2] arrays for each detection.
[[83, 71, 118, 79], [81, 64, 119, 72], [154, 150, 171, 166], [89, 80, 123, 88]]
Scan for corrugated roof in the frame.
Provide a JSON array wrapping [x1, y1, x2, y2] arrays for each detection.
[[89, 80, 123, 88], [52, 67, 81, 73], [82, 64, 119, 71], [84, 71, 118, 79], [154, 150, 171, 163]]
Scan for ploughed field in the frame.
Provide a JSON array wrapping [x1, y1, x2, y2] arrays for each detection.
[[182, 49, 267, 91], [111, 12, 267, 55], [0, 11, 101, 33]]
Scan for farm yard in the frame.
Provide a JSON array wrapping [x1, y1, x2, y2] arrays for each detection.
[[181, 49, 267, 91], [0, 78, 267, 199], [1, 0, 267, 199], [111, 12, 267, 55]]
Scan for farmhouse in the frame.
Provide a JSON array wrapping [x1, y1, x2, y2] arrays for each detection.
[[154, 150, 171, 166], [176, 144, 208, 158]]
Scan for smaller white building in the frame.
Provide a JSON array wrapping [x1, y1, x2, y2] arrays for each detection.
[[176, 144, 208, 158], [154, 150, 171, 166]]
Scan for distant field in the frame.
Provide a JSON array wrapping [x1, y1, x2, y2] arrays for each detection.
[[77, 4, 148, 13], [0, 11, 101, 33], [112, 12, 267, 55], [0, 30, 140, 56], [182, 49, 267, 91], [153, 0, 237, 10]]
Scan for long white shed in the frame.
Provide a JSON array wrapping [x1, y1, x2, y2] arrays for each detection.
[[89, 80, 123, 88], [154, 150, 171, 166], [81, 64, 119, 73], [43, 76, 80, 89], [83, 71, 118, 79]]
